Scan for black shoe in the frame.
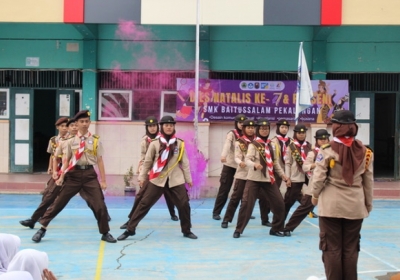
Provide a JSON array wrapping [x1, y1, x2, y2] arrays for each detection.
[[117, 230, 136, 241], [183, 232, 198, 239], [107, 214, 112, 222], [262, 221, 272, 227], [213, 214, 221, 220], [283, 230, 291, 237], [269, 229, 284, 237], [250, 216, 255, 219], [171, 215, 179, 221], [120, 221, 128, 229], [102, 233, 117, 243], [32, 229, 46, 243], [20, 219, 35, 229], [233, 231, 240, 238], [221, 221, 228, 228]]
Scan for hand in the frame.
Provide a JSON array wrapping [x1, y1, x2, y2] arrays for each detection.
[[311, 163, 316, 170], [220, 157, 227, 163], [139, 181, 144, 187], [239, 162, 246, 168], [285, 178, 292, 187], [311, 197, 318, 206], [255, 164, 263, 170], [187, 182, 193, 188], [100, 181, 107, 190], [55, 177, 64, 186], [52, 172, 59, 180], [42, 268, 57, 280], [47, 168, 52, 175]]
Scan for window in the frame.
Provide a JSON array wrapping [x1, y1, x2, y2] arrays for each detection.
[[0, 89, 10, 118], [160, 91, 177, 118], [98, 90, 132, 120]]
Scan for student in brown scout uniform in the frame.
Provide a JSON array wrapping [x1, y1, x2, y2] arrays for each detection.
[[212, 114, 247, 220], [19, 117, 70, 229], [283, 129, 330, 236], [221, 119, 268, 228], [31, 110, 117, 243], [284, 124, 312, 220], [117, 116, 197, 240], [232, 118, 290, 238], [311, 110, 373, 280], [120, 116, 178, 229]]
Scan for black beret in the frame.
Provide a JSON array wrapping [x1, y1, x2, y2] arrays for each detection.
[[293, 124, 308, 132], [276, 119, 290, 126], [242, 119, 255, 127], [257, 118, 270, 126], [234, 114, 247, 122], [159, 115, 176, 124], [331, 110, 356, 124], [145, 116, 158, 125], [74, 110, 91, 121], [314, 129, 330, 139]]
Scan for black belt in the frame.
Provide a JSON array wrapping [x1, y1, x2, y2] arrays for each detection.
[[74, 165, 93, 170]]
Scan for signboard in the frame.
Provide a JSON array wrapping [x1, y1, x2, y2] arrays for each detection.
[[176, 79, 349, 123]]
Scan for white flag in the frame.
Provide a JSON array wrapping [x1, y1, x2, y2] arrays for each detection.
[[295, 42, 313, 123]]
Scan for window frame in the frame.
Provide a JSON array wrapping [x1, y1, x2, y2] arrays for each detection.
[[98, 89, 133, 121], [160, 90, 177, 118], [0, 88, 10, 119]]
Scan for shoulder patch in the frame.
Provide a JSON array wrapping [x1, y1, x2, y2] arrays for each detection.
[[93, 134, 100, 139], [321, 144, 331, 150], [316, 153, 324, 162], [177, 137, 184, 142]]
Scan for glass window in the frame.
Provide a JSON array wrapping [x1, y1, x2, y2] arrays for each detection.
[[0, 89, 10, 118], [98, 90, 132, 121], [160, 91, 177, 118]]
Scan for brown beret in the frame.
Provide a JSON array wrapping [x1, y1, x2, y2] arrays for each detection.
[[66, 118, 75, 126], [55, 117, 69, 126], [74, 110, 91, 120]]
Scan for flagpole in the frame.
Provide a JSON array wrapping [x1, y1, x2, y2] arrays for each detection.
[[194, 0, 200, 146]]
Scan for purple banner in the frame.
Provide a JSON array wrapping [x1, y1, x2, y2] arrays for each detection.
[[176, 79, 349, 123]]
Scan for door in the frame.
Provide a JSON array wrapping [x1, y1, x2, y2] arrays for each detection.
[[56, 90, 75, 120], [10, 88, 34, 172], [350, 91, 374, 148]]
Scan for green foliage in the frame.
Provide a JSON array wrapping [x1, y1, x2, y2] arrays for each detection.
[[123, 166, 134, 187]]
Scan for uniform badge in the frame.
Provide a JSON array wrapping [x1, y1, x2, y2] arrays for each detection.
[[174, 147, 179, 154], [316, 154, 324, 162], [88, 140, 93, 144]]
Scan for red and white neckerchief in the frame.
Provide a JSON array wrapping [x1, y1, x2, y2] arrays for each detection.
[[63, 132, 91, 174], [149, 135, 177, 179], [293, 140, 308, 162], [147, 133, 161, 143], [232, 129, 241, 139], [276, 135, 289, 160], [256, 137, 275, 184], [334, 136, 354, 147], [240, 135, 253, 144]]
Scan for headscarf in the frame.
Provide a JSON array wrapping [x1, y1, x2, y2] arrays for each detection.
[[0, 233, 21, 274], [0, 271, 33, 280], [331, 123, 366, 185], [7, 249, 49, 280]]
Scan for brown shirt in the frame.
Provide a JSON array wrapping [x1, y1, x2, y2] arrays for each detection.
[[311, 146, 373, 219], [139, 138, 192, 188]]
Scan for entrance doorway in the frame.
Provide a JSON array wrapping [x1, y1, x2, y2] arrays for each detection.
[[374, 93, 396, 178], [33, 90, 56, 173]]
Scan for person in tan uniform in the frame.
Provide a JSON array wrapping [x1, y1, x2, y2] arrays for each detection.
[[31, 110, 117, 243], [311, 110, 373, 280], [120, 116, 178, 229], [283, 129, 330, 236], [221, 119, 268, 228], [212, 114, 247, 220], [233, 118, 291, 238], [19, 117, 70, 229], [284, 124, 312, 220], [117, 116, 197, 240]]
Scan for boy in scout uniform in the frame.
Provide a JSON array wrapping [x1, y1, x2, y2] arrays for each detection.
[[311, 110, 373, 280], [117, 116, 197, 240], [284, 124, 312, 220], [233, 118, 290, 238], [31, 110, 117, 243], [212, 114, 247, 220], [120, 116, 178, 229], [283, 129, 330, 236], [19, 117, 70, 229]]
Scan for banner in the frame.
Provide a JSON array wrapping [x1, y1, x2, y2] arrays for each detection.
[[176, 79, 349, 124]]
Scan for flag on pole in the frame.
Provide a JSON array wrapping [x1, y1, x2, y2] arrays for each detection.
[[295, 42, 313, 123]]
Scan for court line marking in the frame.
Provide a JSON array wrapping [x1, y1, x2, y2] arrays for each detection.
[[95, 240, 106, 280]]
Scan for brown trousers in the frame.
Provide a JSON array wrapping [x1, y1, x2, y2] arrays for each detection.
[[213, 165, 236, 215], [31, 178, 62, 222], [223, 179, 269, 224], [284, 194, 315, 232], [127, 179, 177, 219], [235, 180, 285, 233], [284, 182, 304, 219], [319, 217, 363, 280], [127, 181, 192, 234], [40, 168, 110, 234], [264, 175, 282, 219]]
